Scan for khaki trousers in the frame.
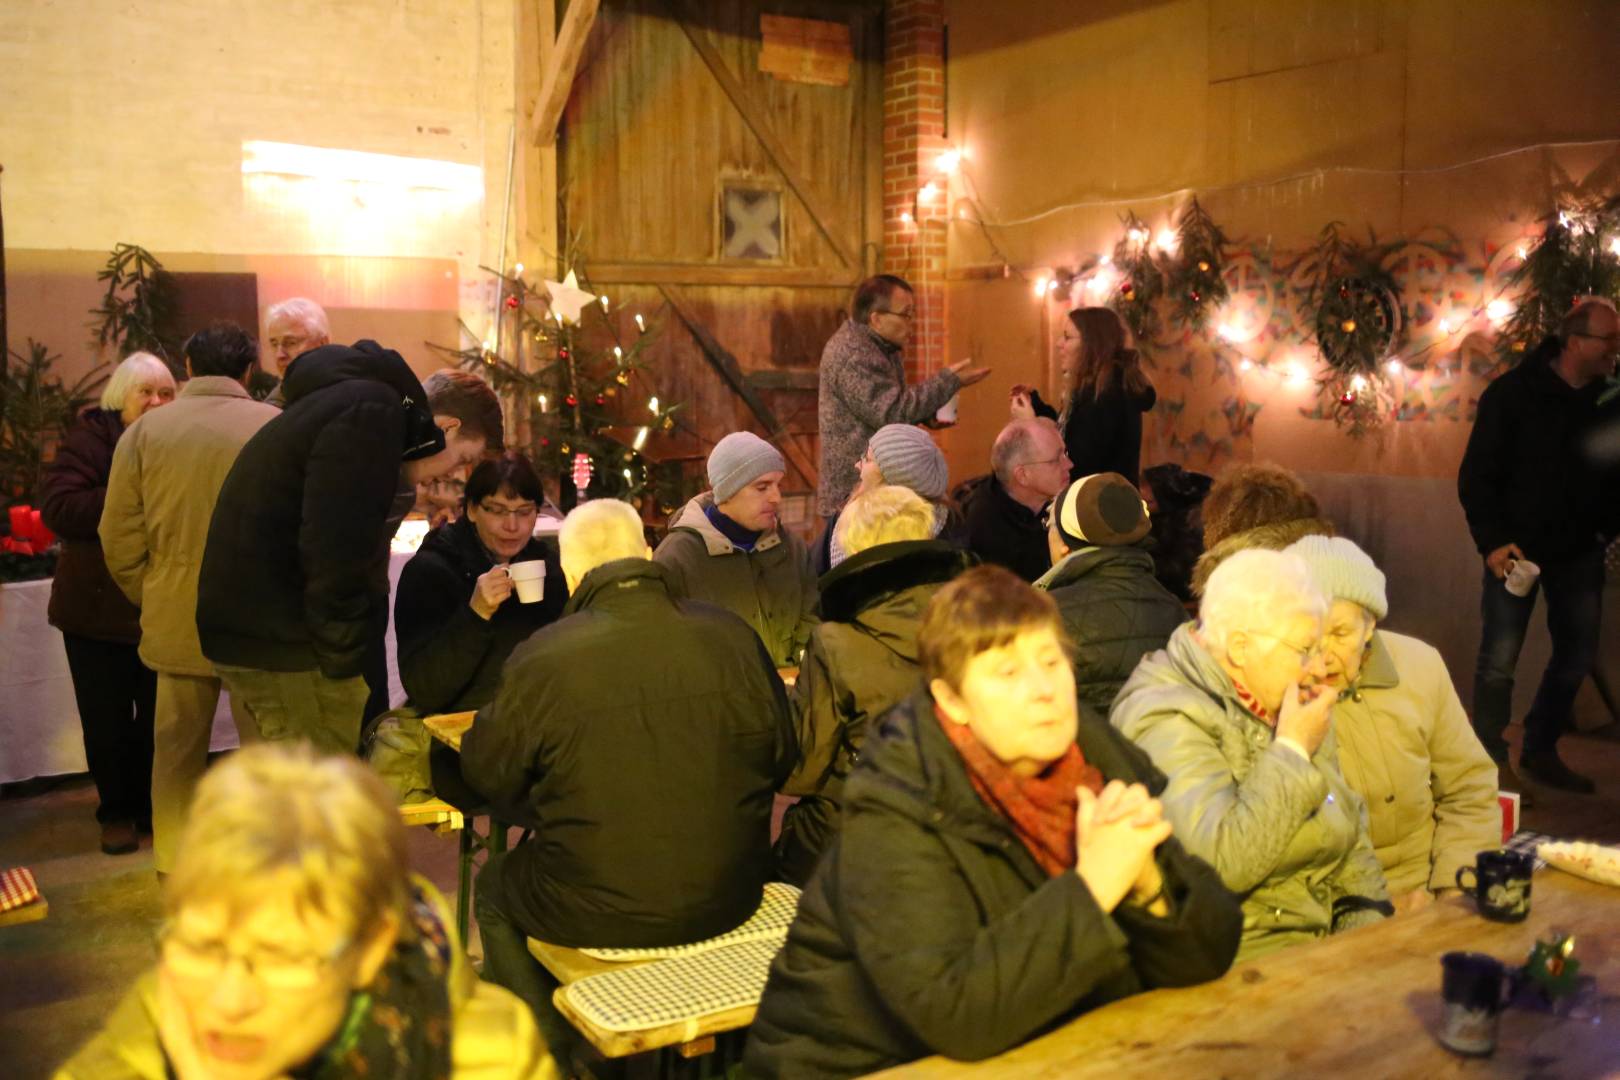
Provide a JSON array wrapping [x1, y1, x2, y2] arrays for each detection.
[[151, 673, 256, 873]]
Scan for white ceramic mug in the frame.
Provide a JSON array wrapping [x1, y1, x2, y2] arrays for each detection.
[[508, 560, 546, 603], [935, 392, 960, 425], [1504, 558, 1540, 598]]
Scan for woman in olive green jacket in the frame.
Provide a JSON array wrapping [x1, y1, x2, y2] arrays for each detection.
[[1286, 536, 1499, 911]]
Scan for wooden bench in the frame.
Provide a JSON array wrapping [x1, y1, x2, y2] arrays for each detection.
[[0, 867, 47, 928]]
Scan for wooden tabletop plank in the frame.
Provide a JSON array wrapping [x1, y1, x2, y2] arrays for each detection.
[[878, 870, 1620, 1078], [422, 711, 477, 751], [0, 899, 47, 928]]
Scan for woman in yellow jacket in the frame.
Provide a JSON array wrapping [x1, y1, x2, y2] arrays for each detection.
[[56, 743, 556, 1080], [1286, 536, 1501, 913]]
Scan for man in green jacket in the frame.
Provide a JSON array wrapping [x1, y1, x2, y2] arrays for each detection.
[[653, 432, 817, 666]]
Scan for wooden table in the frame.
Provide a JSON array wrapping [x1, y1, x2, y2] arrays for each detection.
[[423, 710, 477, 751], [880, 870, 1620, 1078]]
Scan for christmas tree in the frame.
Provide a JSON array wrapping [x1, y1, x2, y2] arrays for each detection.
[[437, 258, 688, 515]]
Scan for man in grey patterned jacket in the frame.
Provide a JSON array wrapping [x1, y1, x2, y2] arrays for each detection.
[[816, 275, 989, 526]]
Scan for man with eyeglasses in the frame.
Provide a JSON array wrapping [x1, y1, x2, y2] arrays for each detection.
[[963, 417, 1073, 581], [816, 274, 991, 556], [1459, 298, 1620, 794]]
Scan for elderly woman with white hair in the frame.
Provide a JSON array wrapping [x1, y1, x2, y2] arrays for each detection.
[[1111, 548, 1391, 960], [1284, 535, 1499, 914], [57, 742, 556, 1079], [39, 350, 175, 855], [823, 423, 961, 570]]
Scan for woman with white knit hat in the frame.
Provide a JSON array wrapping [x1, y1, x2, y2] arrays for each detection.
[[1285, 534, 1501, 914]]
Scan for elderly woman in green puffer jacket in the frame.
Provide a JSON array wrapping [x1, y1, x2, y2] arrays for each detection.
[[1111, 548, 1391, 961]]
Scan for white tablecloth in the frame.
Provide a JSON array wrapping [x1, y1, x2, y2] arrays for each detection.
[[0, 552, 410, 784]]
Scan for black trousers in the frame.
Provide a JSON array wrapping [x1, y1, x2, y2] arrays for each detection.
[[474, 852, 580, 1062], [60, 633, 156, 825]]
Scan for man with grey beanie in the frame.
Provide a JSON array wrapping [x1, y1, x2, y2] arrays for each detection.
[[655, 432, 818, 666], [825, 424, 963, 569]]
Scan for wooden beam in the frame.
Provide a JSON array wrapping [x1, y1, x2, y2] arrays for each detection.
[[529, 0, 600, 148], [587, 262, 860, 289], [667, 0, 856, 268], [659, 285, 819, 489]]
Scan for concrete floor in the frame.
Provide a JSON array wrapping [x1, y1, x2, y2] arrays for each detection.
[[4, 731, 1620, 1079]]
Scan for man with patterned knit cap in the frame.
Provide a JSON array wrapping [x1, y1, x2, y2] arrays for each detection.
[[1037, 472, 1188, 714], [655, 432, 818, 666]]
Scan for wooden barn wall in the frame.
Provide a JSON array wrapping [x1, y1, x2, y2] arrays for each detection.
[[558, 0, 883, 510]]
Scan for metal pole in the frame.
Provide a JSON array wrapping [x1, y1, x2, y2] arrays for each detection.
[[492, 122, 517, 361]]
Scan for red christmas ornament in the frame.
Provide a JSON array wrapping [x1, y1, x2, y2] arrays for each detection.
[[504, 295, 520, 309], [540, 437, 550, 447], [594, 394, 606, 405], [565, 393, 578, 407], [1190, 290, 1201, 303], [559, 348, 569, 359]]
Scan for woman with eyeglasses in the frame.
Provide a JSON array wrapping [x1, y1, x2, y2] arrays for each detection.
[[395, 452, 567, 717], [56, 742, 555, 1080], [1110, 548, 1391, 961]]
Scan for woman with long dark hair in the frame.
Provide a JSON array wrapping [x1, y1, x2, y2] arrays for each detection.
[[1011, 306, 1156, 484]]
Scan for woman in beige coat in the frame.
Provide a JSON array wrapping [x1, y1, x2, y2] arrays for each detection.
[[1286, 536, 1500, 913], [56, 743, 555, 1080]]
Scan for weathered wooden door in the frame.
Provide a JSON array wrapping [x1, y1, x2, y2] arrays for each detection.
[[559, 0, 883, 523]]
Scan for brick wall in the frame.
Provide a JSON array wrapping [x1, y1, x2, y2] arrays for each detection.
[[882, 0, 949, 381]]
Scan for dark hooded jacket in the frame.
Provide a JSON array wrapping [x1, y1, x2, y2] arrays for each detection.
[[40, 407, 142, 644], [775, 540, 975, 884], [1458, 337, 1613, 563], [1030, 381, 1157, 486], [197, 342, 445, 677], [1035, 544, 1188, 716], [394, 516, 567, 713], [460, 558, 795, 948], [743, 691, 1243, 1078]]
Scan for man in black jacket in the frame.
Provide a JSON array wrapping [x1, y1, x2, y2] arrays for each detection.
[[197, 342, 500, 756], [1037, 472, 1188, 715], [1458, 299, 1619, 793], [466, 498, 794, 1053], [964, 417, 1072, 581]]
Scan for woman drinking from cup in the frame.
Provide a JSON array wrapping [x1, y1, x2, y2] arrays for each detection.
[[395, 452, 566, 804]]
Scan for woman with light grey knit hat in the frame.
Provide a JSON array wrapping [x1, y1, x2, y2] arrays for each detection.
[[653, 431, 818, 666], [826, 423, 965, 569], [1284, 534, 1500, 914]]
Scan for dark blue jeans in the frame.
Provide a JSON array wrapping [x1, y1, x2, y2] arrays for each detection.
[[1472, 548, 1605, 761]]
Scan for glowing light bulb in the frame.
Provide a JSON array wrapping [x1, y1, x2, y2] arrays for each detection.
[[1217, 323, 1238, 342], [1438, 318, 1453, 335], [647, 396, 659, 414], [1351, 374, 1369, 392], [1238, 358, 1252, 372], [1289, 364, 1309, 385], [919, 181, 938, 201], [613, 346, 623, 360], [1386, 358, 1403, 375], [1516, 245, 1528, 260], [537, 393, 548, 411], [899, 210, 914, 225], [1098, 254, 1113, 267], [482, 337, 495, 352], [623, 468, 632, 482], [1155, 229, 1178, 253], [513, 262, 524, 275], [935, 149, 962, 173], [1609, 237, 1620, 257], [1486, 298, 1514, 323], [633, 426, 649, 451], [600, 295, 610, 312], [635, 313, 646, 333], [1048, 279, 1061, 294], [1033, 276, 1050, 298]]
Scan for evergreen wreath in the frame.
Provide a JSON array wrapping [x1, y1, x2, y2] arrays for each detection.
[[1299, 222, 1403, 434], [1497, 196, 1620, 365], [1109, 211, 1164, 348], [1165, 197, 1229, 330]]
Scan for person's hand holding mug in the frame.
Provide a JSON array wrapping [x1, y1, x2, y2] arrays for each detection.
[[1276, 679, 1335, 758], [1074, 780, 1173, 914], [1008, 383, 1036, 421], [1485, 542, 1524, 581], [470, 565, 514, 620], [947, 357, 992, 388]]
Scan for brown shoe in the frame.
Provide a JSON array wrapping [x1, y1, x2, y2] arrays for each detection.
[[100, 820, 140, 856], [1495, 760, 1534, 809]]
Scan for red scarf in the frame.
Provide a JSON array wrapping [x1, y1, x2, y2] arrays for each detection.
[[1231, 677, 1274, 728], [935, 704, 1105, 877]]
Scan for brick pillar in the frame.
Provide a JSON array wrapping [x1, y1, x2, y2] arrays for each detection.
[[882, 0, 948, 382]]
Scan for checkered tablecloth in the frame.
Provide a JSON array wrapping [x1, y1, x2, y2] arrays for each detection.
[[564, 936, 784, 1033], [1506, 829, 1552, 870], [578, 882, 801, 961], [0, 868, 40, 913]]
